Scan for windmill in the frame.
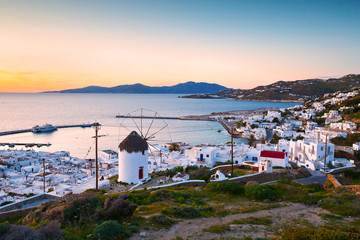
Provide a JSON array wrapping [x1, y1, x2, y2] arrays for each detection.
[[117, 108, 172, 183], [118, 108, 172, 154]]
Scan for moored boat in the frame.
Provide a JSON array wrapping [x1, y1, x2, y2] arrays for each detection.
[[32, 124, 57, 133]]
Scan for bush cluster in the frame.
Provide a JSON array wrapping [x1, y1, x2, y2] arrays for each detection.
[[92, 221, 127, 240], [63, 194, 99, 223], [188, 167, 212, 182], [150, 214, 175, 226], [98, 198, 137, 220], [277, 226, 360, 240], [207, 181, 245, 195], [0, 222, 63, 240], [171, 206, 201, 218], [245, 184, 278, 201], [127, 191, 159, 205]]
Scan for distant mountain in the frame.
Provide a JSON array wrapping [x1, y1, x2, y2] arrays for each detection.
[[182, 74, 360, 102], [44, 82, 229, 94]]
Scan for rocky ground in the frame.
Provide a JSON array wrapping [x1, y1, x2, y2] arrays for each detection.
[[130, 203, 334, 240]]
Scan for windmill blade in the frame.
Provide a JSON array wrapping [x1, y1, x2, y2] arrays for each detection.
[[167, 123, 173, 143], [146, 135, 156, 141], [147, 142, 160, 152], [146, 123, 168, 141], [119, 123, 132, 133], [147, 144, 155, 156], [140, 108, 143, 138], [144, 111, 158, 139], [128, 113, 142, 136]]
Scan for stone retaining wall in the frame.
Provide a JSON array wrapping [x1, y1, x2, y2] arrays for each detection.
[[326, 174, 360, 194], [0, 193, 59, 212], [326, 174, 343, 188], [0, 207, 35, 221], [344, 185, 360, 194]]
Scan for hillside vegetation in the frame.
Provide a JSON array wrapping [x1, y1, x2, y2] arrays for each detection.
[[183, 74, 360, 102], [1, 178, 359, 240]]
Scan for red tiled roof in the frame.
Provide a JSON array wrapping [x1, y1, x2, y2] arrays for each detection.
[[260, 150, 287, 159]]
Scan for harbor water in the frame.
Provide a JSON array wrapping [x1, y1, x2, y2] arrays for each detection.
[[0, 93, 298, 158]]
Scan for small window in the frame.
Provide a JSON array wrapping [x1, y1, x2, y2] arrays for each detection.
[[321, 147, 324, 151], [206, 154, 209, 158]]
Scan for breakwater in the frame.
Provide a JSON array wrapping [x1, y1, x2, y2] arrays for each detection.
[[116, 115, 217, 121], [0, 124, 95, 137]]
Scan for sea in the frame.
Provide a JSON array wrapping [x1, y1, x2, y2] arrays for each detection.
[[0, 93, 298, 158]]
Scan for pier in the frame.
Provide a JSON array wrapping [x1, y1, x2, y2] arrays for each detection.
[[116, 115, 217, 121], [218, 120, 241, 137], [0, 143, 51, 147], [0, 124, 96, 137]]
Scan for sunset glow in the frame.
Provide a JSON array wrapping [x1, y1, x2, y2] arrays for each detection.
[[0, 0, 359, 92]]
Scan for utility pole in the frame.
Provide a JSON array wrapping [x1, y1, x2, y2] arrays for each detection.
[[43, 158, 45, 193], [92, 122, 104, 191], [231, 127, 234, 177], [160, 150, 163, 164], [324, 134, 328, 172]]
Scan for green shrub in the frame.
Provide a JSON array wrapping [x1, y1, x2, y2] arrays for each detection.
[[127, 191, 159, 205], [199, 206, 215, 212], [127, 225, 139, 233], [317, 198, 360, 217], [63, 195, 99, 223], [152, 189, 174, 200], [188, 167, 212, 180], [0, 201, 13, 206], [245, 185, 278, 201], [98, 198, 137, 220], [207, 181, 245, 195], [173, 166, 184, 173], [172, 206, 201, 218], [299, 183, 324, 193], [231, 216, 272, 226], [0, 222, 10, 235], [203, 224, 230, 233], [150, 214, 175, 226], [185, 165, 199, 173], [173, 192, 190, 203], [320, 213, 343, 221], [277, 226, 360, 240], [93, 221, 126, 240]]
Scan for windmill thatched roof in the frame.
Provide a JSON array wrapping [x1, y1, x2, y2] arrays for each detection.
[[119, 131, 148, 153]]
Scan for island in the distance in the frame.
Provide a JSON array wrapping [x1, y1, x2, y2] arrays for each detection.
[[43, 81, 229, 94]]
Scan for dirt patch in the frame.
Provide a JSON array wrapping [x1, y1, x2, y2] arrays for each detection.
[[130, 203, 330, 239]]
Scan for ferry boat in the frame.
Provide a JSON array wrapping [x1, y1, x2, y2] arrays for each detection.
[[32, 124, 57, 133]]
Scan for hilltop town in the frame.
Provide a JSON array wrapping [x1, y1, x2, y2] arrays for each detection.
[[1, 88, 360, 239], [183, 74, 360, 102]]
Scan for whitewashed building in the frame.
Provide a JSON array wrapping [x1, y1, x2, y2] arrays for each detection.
[[353, 143, 360, 151], [259, 150, 289, 168], [329, 121, 357, 132], [289, 139, 335, 170]]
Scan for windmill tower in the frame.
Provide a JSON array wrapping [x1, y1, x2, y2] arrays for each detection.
[[117, 108, 172, 184], [118, 131, 149, 184]]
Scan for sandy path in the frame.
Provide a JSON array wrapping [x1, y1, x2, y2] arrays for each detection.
[[131, 203, 329, 240]]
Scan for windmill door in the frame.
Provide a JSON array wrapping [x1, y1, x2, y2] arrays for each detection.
[[139, 167, 143, 179]]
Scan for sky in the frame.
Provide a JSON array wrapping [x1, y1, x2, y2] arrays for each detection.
[[0, 0, 359, 92]]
